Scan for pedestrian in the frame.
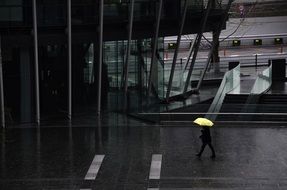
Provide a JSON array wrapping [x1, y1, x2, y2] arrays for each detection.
[[196, 126, 216, 158]]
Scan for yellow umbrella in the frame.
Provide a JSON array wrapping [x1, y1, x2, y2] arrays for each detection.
[[193, 117, 214, 127]]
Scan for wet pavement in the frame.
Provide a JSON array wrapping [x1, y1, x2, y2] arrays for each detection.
[[1, 44, 287, 189], [1, 112, 287, 190]]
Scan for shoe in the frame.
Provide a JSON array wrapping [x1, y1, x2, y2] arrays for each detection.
[[211, 155, 216, 159], [196, 153, 201, 157]]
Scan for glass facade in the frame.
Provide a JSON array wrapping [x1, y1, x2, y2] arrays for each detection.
[[0, 37, 166, 123], [0, 0, 23, 22], [0, 0, 231, 125], [0, 0, 209, 27], [102, 38, 164, 112]]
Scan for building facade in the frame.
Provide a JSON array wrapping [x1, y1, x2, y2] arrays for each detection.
[[0, 0, 230, 125]]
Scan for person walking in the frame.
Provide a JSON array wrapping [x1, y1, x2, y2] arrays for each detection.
[[196, 126, 216, 158]]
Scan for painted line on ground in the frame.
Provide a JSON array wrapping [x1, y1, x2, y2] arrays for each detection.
[[149, 154, 162, 180], [85, 154, 105, 180]]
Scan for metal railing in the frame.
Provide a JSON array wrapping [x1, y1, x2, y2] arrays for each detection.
[[250, 64, 272, 94], [206, 64, 240, 121]]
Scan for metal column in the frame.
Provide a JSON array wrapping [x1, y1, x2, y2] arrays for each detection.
[[0, 36, 5, 128], [97, 0, 104, 115], [165, 0, 188, 101], [147, 0, 163, 96], [196, 0, 234, 90], [123, 0, 135, 95], [183, 34, 197, 71], [33, 0, 40, 125], [183, 0, 212, 94], [67, 0, 72, 119]]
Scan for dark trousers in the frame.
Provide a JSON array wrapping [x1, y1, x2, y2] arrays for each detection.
[[198, 142, 215, 156]]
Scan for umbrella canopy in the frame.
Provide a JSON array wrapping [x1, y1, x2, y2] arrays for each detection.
[[193, 117, 214, 127]]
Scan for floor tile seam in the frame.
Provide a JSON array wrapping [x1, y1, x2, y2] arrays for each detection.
[[147, 183, 281, 188], [0, 178, 90, 182], [147, 181, 285, 185], [159, 124, 287, 128], [81, 181, 150, 186], [2, 125, 157, 129], [161, 121, 287, 124], [9, 120, 287, 128], [146, 177, 287, 183], [149, 177, 287, 181], [0, 179, 151, 185], [1, 179, 286, 186], [149, 181, 282, 185]]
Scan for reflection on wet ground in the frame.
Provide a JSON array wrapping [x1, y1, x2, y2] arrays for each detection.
[[1, 113, 287, 190]]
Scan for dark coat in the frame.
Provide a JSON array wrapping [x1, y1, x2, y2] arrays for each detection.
[[199, 128, 212, 143]]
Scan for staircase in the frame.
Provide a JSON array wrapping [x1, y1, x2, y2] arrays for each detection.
[[254, 94, 287, 122], [216, 94, 287, 122], [216, 94, 249, 121], [159, 98, 213, 123]]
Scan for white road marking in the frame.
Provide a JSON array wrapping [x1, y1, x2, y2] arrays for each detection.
[[149, 154, 162, 180], [84, 154, 105, 180]]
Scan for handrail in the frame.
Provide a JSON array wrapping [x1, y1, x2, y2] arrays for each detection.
[[164, 33, 287, 42], [206, 64, 241, 121], [236, 63, 273, 120], [250, 64, 272, 95]]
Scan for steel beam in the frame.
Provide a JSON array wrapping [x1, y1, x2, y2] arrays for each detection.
[[165, 0, 188, 101], [147, 0, 163, 96], [183, 0, 213, 94], [67, 0, 72, 119], [123, 0, 135, 95], [196, 0, 234, 90], [183, 34, 197, 71], [97, 0, 104, 115], [0, 36, 4, 128], [122, 0, 135, 112], [33, 0, 40, 125]]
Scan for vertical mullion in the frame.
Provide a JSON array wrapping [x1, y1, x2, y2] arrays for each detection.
[[165, 0, 188, 101], [123, 0, 135, 95], [67, 0, 72, 119], [183, 0, 213, 94], [33, 0, 40, 125], [0, 36, 5, 128], [196, 0, 234, 90], [147, 0, 163, 96], [97, 0, 104, 115]]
